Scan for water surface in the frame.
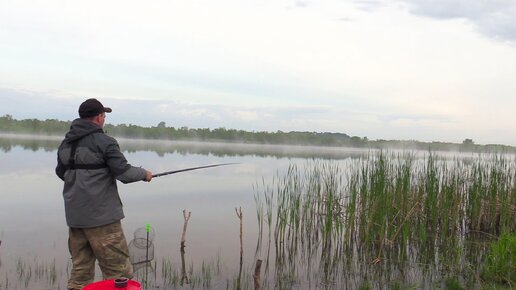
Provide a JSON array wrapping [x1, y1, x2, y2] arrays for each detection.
[[0, 135, 512, 289]]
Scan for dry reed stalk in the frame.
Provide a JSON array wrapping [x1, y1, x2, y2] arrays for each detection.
[[180, 209, 191, 286], [235, 207, 243, 257], [180, 250, 189, 285], [253, 259, 262, 290], [390, 200, 421, 243], [181, 209, 192, 250], [236, 207, 244, 290]]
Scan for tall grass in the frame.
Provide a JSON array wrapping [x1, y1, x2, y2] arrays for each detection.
[[254, 151, 516, 287], [0, 257, 60, 289], [482, 233, 516, 285]]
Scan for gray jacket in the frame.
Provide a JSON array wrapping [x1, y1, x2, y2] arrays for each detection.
[[56, 118, 147, 228]]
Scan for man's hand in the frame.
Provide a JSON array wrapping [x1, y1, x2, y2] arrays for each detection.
[[144, 170, 153, 182]]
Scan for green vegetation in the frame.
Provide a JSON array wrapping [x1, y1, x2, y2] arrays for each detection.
[[1, 114, 515, 152], [444, 277, 463, 290], [254, 152, 516, 288], [482, 233, 516, 285], [0, 114, 69, 135], [0, 257, 61, 289]]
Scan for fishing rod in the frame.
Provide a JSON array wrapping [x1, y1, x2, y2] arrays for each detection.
[[151, 163, 239, 178]]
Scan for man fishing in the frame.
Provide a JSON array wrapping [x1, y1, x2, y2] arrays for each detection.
[[55, 98, 153, 290]]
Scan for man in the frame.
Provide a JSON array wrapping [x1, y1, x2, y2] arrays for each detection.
[[56, 98, 153, 290]]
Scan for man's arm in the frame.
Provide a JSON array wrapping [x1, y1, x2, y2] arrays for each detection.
[[104, 138, 152, 183], [55, 143, 67, 181]]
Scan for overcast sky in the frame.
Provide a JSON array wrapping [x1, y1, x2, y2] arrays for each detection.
[[1, 0, 515, 146]]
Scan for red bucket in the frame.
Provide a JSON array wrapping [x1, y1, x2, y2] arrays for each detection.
[[83, 278, 141, 290]]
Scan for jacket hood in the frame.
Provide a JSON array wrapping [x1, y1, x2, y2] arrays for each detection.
[[64, 118, 104, 143]]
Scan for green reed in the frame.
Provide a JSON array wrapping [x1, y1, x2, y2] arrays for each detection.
[[482, 233, 516, 285], [254, 151, 516, 287], [1, 257, 61, 289]]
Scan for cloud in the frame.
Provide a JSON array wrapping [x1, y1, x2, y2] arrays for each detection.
[[235, 110, 259, 122], [352, 0, 387, 12], [0, 88, 79, 120], [380, 113, 453, 124], [294, 0, 311, 8], [401, 0, 516, 43]]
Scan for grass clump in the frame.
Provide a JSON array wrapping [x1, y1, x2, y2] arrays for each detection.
[[482, 233, 516, 285], [444, 277, 463, 290]]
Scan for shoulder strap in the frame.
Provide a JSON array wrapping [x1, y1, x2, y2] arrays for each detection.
[[68, 140, 79, 169], [66, 131, 107, 170]]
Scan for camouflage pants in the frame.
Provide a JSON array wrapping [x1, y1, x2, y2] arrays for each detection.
[[67, 221, 133, 290]]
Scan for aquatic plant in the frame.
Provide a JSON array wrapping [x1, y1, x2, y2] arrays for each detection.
[[253, 151, 516, 288], [482, 233, 516, 285]]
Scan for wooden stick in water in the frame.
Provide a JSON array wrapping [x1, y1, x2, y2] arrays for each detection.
[[181, 209, 192, 250], [180, 209, 191, 286], [253, 259, 262, 290], [235, 207, 243, 257], [235, 207, 243, 290]]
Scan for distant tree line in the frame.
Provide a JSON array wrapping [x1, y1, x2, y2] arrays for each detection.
[[0, 114, 70, 135], [104, 123, 358, 147], [0, 114, 514, 153], [0, 115, 359, 146]]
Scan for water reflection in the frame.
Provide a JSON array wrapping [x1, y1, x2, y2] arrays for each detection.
[[0, 134, 375, 160]]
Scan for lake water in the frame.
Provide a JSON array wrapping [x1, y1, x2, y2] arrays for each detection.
[[0, 135, 513, 289], [0, 135, 372, 289]]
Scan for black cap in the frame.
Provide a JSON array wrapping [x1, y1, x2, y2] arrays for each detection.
[[78, 98, 112, 118]]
